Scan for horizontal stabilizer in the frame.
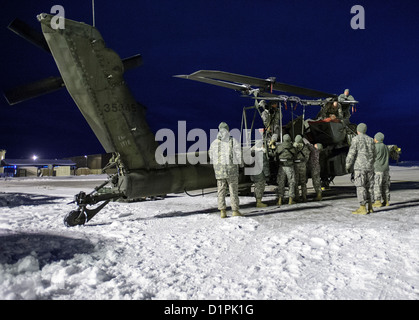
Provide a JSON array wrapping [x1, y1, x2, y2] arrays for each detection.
[[4, 76, 64, 105]]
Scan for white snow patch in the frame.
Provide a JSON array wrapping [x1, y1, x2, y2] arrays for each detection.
[[0, 167, 419, 300]]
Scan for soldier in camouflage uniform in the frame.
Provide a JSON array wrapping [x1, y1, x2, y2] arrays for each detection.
[[318, 100, 344, 120], [338, 89, 355, 103], [338, 89, 355, 123], [303, 137, 323, 201], [261, 101, 282, 148], [250, 138, 270, 207], [372, 132, 391, 207], [209, 122, 243, 218], [345, 123, 376, 214], [293, 135, 311, 202], [276, 134, 296, 205]]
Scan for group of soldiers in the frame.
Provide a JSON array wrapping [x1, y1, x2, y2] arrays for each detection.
[[260, 133, 323, 207], [208, 121, 324, 218], [208, 88, 392, 218], [346, 123, 391, 214]]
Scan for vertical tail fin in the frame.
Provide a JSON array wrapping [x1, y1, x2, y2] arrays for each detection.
[[38, 13, 159, 170]]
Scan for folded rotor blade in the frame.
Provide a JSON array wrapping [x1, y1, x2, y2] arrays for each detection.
[[271, 81, 336, 99], [4, 76, 64, 105], [188, 70, 269, 88], [8, 18, 51, 53], [174, 74, 250, 92], [178, 70, 336, 99]]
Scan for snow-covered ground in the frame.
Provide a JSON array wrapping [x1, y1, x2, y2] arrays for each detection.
[[0, 166, 418, 300]]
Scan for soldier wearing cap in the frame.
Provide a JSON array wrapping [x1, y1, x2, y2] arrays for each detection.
[[276, 134, 296, 205], [338, 89, 355, 103], [338, 89, 356, 122], [293, 135, 311, 202], [345, 123, 376, 214], [209, 122, 243, 218], [303, 137, 323, 201], [372, 132, 391, 207], [261, 101, 282, 149]]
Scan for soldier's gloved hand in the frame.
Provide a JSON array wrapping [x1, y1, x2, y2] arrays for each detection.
[[269, 140, 276, 149]]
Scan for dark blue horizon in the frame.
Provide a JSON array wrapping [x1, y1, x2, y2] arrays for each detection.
[[1, 1, 418, 160]]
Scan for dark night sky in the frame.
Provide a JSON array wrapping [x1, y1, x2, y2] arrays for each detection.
[[1, 0, 418, 160]]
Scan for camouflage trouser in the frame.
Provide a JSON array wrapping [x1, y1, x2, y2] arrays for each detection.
[[254, 180, 266, 200], [217, 177, 240, 211], [353, 170, 374, 206], [251, 170, 267, 200], [277, 166, 295, 198], [374, 170, 390, 202], [294, 163, 307, 199], [311, 164, 321, 193]]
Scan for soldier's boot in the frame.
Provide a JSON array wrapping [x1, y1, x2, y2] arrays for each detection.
[[314, 191, 322, 201], [288, 197, 296, 205], [232, 210, 243, 217], [352, 205, 368, 215], [368, 201, 374, 213], [384, 198, 390, 206], [256, 199, 268, 208], [372, 200, 383, 208], [277, 197, 282, 206], [220, 209, 227, 219]]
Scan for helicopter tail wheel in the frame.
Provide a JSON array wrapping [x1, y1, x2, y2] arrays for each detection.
[[64, 180, 124, 227], [64, 208, 87, 227], [64, 200, 111, 227]]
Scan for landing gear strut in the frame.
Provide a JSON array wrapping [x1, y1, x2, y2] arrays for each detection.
[[64, 177, 124, 227]]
